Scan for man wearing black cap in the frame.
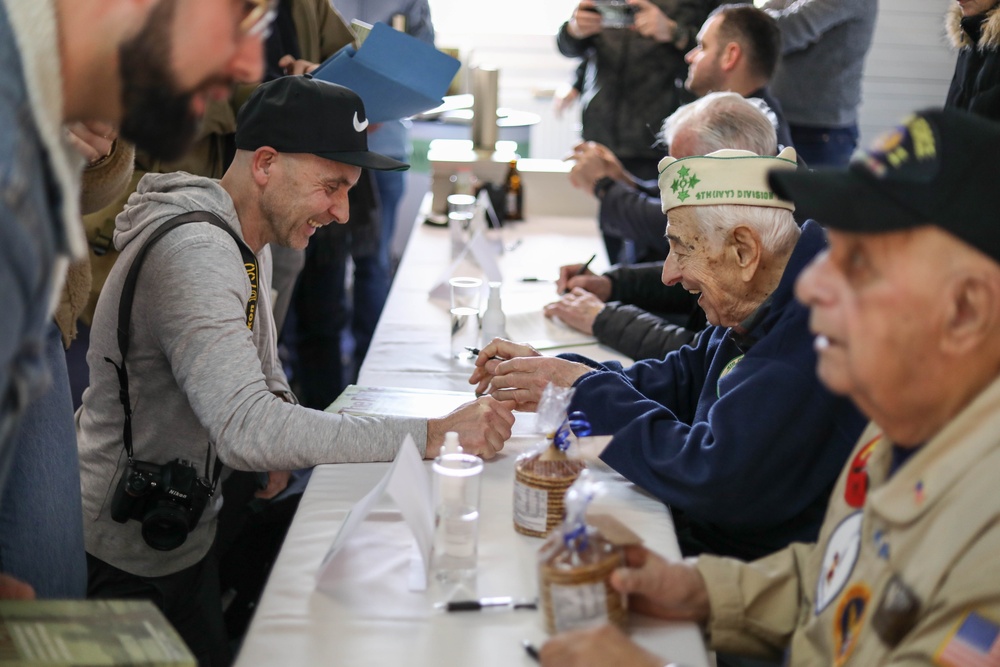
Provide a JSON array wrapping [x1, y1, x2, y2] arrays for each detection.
[[76, 76, 514, 665], [536, 107, 1000, 667]]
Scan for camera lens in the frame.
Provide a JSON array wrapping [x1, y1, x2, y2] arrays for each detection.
[[141, 503, 190, 551]]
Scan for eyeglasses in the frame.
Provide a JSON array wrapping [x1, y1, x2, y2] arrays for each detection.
[[239, 0, 278, 37]]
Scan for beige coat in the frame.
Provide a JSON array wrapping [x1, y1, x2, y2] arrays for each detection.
[[696, 376, 1000, 665]]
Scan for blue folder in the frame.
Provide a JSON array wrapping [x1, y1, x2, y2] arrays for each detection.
[[311, 22, 461, 124]]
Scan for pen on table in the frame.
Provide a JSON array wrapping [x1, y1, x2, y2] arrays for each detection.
[[434, 596, 538, 612], [522, 640, 541, 662], [563, 253, 597, 294], [465, 346, 505, 362]]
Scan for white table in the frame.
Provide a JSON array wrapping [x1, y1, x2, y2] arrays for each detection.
[[234, 199, 710, 667]]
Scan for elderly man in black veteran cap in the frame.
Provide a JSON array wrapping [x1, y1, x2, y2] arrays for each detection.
[[76, 76, 514, 663], [537, 107, 1000, 667]]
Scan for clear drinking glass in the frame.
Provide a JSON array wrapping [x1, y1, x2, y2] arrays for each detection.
[[449, 277, 482, 361]]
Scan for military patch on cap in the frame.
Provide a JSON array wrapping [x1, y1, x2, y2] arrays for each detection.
[[854, 113, 941, 183], [657, 147, 797, 213]]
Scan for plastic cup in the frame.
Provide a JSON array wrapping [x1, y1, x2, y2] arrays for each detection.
[[450, 277, 482, 361]]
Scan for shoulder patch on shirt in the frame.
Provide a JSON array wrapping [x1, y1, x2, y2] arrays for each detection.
[[816, 511, 863, 614], [716, 354, 744, 397], [833, 583, 870, 666], [936, 612, 1000, 667]]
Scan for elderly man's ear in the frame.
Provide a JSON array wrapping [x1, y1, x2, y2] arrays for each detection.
[[941, 272, 1000, 356], [730, 225, 762, 277]]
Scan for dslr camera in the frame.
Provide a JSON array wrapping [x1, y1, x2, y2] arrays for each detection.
[[110, 458, 212, 551], [592, 0, 635, 29]]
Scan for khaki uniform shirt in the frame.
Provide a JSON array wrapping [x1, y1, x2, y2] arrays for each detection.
[[697, 376, 1000, 665]]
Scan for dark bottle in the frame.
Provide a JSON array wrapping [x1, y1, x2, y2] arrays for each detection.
[[504, 159, 524, 221]]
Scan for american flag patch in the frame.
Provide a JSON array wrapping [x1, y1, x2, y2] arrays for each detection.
[[937, 612, 1000, 667]]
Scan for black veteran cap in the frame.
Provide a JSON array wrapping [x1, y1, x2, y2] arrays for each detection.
[[768, 108, 1000, 265], [235, 75, 409, 172]]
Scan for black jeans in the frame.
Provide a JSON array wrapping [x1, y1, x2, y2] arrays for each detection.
[[86, 549, 232, 667]]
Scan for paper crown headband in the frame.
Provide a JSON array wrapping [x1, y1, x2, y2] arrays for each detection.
[[657, 147, 797, 213]]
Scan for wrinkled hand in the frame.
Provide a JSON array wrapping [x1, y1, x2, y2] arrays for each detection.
[[610, 545, 711, 623], [556, 264, 612, 299], [472, 351, 592, 413], [65, 121, 116, 164], [468, 338, 542, 396], [629, 0, 678, 43], [544, 288, 606, 335], [0, 574, 35, 600], [567, 0, 602, 38], [426, 395, 515, 459], [278, 55, 320, 75], [540, 624, 664, 667], [568, 142, 627, 191], [254, 470, 292, 499]]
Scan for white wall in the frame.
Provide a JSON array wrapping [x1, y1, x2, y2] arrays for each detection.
[[858, 0, 955, 144]]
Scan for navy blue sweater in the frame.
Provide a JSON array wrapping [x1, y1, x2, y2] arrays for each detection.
[[563, 221, 866, 560]]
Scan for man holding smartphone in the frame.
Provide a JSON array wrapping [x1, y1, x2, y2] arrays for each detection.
[[556, 0, 716, 263]]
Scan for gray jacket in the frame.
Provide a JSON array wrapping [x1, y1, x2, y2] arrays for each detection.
[[764, 0, 878, 128], [78, 172, 426, 577]]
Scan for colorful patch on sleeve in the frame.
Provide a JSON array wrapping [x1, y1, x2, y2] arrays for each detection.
[[716, 354, 744, 398], [816, 512, 863, 614], [936, 612, 1000, 667], [833, 583, 871, 666]]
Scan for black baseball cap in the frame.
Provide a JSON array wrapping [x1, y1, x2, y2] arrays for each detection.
[[235, 75, 409, 172], [768, 108, 1000, 265]]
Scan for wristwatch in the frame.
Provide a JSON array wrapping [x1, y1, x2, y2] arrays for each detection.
[[593, 176, 616, 200]]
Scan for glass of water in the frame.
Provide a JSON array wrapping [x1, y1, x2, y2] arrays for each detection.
[[449, 277, 482, 361]]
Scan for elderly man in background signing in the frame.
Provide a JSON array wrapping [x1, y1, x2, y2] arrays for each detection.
[[540, 106, 1000, 667], [471, 147, 866, 561]]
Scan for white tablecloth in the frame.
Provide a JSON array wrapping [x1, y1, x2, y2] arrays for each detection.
[[234, 198, 710, 667]]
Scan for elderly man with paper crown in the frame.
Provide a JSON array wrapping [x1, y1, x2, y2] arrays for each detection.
[[470, 147, 867, 561]]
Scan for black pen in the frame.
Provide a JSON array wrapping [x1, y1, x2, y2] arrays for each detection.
[[574, 253, 598, 277], [563, 253, 597, 294], [465, 346, 504, 361], [522, 640, 540, 662], [434, 596, 538, 612]]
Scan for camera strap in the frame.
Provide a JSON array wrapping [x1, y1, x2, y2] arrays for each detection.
[[104, 211, 258, 480]]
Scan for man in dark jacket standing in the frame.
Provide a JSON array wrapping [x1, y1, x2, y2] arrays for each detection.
[[945, 0, 1000, 118], [557, 0, 713, 262]]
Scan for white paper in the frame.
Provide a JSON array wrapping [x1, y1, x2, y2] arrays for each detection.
[[427, 231, 503, 301], [503, 310, 597, 351], [316, 435, 434, 593]]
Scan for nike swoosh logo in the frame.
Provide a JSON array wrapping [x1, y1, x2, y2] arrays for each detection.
[[353, 112, 369, 133]]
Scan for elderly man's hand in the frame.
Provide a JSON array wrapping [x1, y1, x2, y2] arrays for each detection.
[[479, 356, 593, 412], [629, 0, 679, 44], [544, 288, 606, 335], [568, 142, 628, 191], [468, 338, 542, 396], [556, 264, 613, 299], [539, 624, 664, 667], [426, 396, 515, 459], [0, 574, 35, 600], [611, 545, 712, 623], [567, 0, 603, 39]]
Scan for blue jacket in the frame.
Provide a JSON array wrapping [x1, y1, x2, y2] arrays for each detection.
[[0, 0, 83, 494], [564, 221, 866, 560]]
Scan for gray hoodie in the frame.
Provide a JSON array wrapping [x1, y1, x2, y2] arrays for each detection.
[[78, 172, 426, 577]]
